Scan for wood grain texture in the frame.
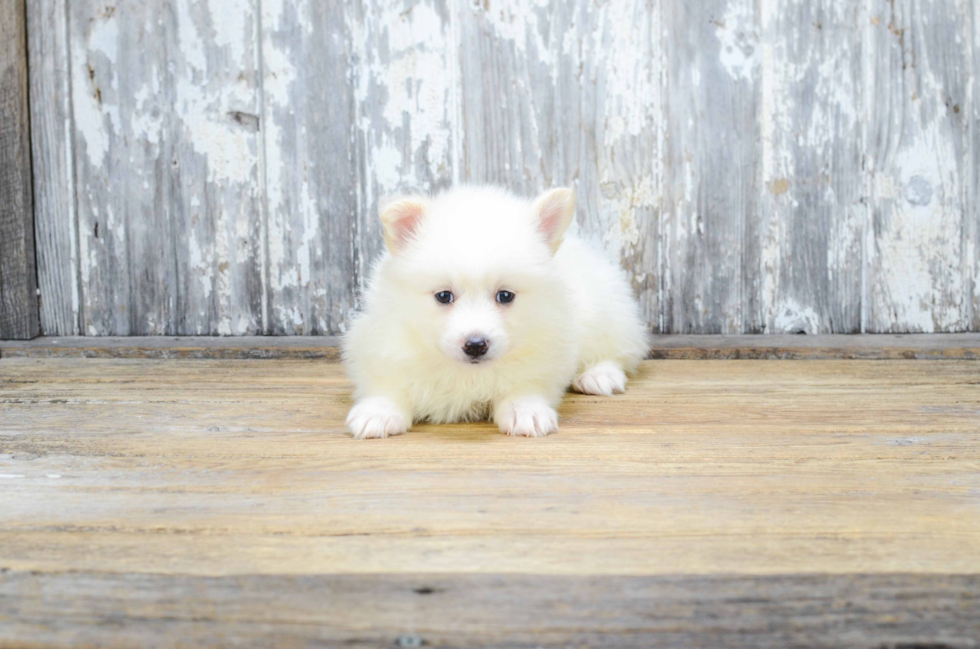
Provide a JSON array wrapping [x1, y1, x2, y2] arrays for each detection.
[[26, 0, 78, 337], [261, 0, 356, 335], [2, 572, 978, 647], [1, 358, 979, 577], [168, 0, 265, 336], [69, 1, 171, 335], [558, 0, 662, 329], [353, 0, 457, 283], [0, 336, 343, 360], [2, 333, 979, 360], [1, 357, 979, 644], [23, 0, 980, 335], [757, 0, 864, 334], [866, 0, 973, 332], [69, 1, 264, 336], [662, 0, 761, 334], [458, 0, 558, 193], [0, 0, 39, 341], [972, 0, 980, 332], [459, 0, 663, 328]]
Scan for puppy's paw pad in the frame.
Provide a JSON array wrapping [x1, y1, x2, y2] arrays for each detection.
[[495, 397, 559, 438], [572, 361, 627, 396], [346, 398, 408, 440]]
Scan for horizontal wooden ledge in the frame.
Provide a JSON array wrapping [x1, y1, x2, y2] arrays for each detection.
[[1, 333, 979, 360], [2, 571, 977, 647]]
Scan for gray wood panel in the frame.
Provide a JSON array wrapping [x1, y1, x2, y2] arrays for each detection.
[[459, 0, 662, 328], [662, 0, 761, 334], [26, 0, 78, 336], [555, 0, 662, 330], [0, 0, 39, 340], [866, 0, 972, 333], [2, 571, 978, 647], [353, 0, 458, 281], [972, 0, 980, 332], [69, 1, 172, 335], [22, 0, 980, 335], [756, 0, 864, 334], [69, 0, 263, 335], [168, 0, 265, 336], [458, 0, 558, 194], [261, 0, 357, 335]]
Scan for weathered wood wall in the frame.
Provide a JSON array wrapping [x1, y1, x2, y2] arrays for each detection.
[[23, 0, 980, 336], [0, 0, 39, 340]]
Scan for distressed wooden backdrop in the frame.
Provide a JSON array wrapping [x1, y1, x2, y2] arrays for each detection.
[[25, 0, 979, 336]]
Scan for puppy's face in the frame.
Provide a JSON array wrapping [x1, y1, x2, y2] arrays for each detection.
[[379, 187, 575, 367], [431, 281, 514, 365]]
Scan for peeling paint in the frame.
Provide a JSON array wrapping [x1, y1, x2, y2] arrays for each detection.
[[354, 0, 455, 210], [773, 299, 820, 334], [869, 0, 970, 333], [39, 0, 978, 336], [759, 0, 865, 334], [715, 2, 759, 81], [72, 15, 118, 167], [65, 0, 264, 336]]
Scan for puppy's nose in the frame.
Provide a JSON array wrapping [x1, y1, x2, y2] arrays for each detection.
[[463, 337, 489, 358]]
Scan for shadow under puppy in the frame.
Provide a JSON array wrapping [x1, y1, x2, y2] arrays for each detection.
[[343, 185, 649, 439]]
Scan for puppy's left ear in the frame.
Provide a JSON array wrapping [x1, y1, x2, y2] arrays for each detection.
[[533, 187, 575, 253], [380, 197, 427, 254]]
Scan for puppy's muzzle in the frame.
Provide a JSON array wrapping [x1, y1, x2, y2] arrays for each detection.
[[463, 337, 489, 360]]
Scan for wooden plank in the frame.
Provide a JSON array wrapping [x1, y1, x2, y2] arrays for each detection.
[[261, 1, 357, 335], [757, 0, 864, 333], [972, 0, 980, 332], [457, 0, 557, 194], [69, 2, 173, 335], [68, 1, 264, 336], [1, 358, 978, 577], [556, 0, 662, 330], [0, 335, 343, 360], [2, 334, 979, 360], [662, 0, 761, 334], [262, 0, 457, 335], [645, 332, 980, 359], [458, 1, 663, 328], [168, 0, 264, 336], [26, 0, 78, 337], [0, 0, 39, 340], [866, 0, 972, 332], [352, 0, 457, 285], [1, 357, 978, 642], [2, 572, 977, 647]]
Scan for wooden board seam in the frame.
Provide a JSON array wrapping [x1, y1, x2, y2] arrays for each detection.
[[1, 334, 979, 360]]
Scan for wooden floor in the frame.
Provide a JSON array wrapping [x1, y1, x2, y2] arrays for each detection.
[[1, 354, 979, 646]]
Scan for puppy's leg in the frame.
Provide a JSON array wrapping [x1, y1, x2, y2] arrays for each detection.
[[571, 360, 627, 397], [493, 396, 559, 438], [346, 396, 411, 440]]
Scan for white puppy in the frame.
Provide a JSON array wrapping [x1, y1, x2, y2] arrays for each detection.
[[343, 185, 648, 439]]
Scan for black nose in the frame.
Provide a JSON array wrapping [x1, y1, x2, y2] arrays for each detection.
[[463, 337, 489, 358]]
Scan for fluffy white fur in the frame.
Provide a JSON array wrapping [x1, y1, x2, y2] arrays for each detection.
[[343, 185, 648, 439]]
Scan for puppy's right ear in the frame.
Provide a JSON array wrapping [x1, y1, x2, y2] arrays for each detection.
[[380, 197, 426, 254]]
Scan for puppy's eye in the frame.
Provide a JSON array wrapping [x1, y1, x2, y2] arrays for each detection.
[[496, 290, 515, 304], [434, 291, 454, 304]]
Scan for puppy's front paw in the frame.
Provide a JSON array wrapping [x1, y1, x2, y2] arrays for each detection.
[[572, 360, 627, 396], [346, 397, 409, 440], [494, 396, 559, 438]]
